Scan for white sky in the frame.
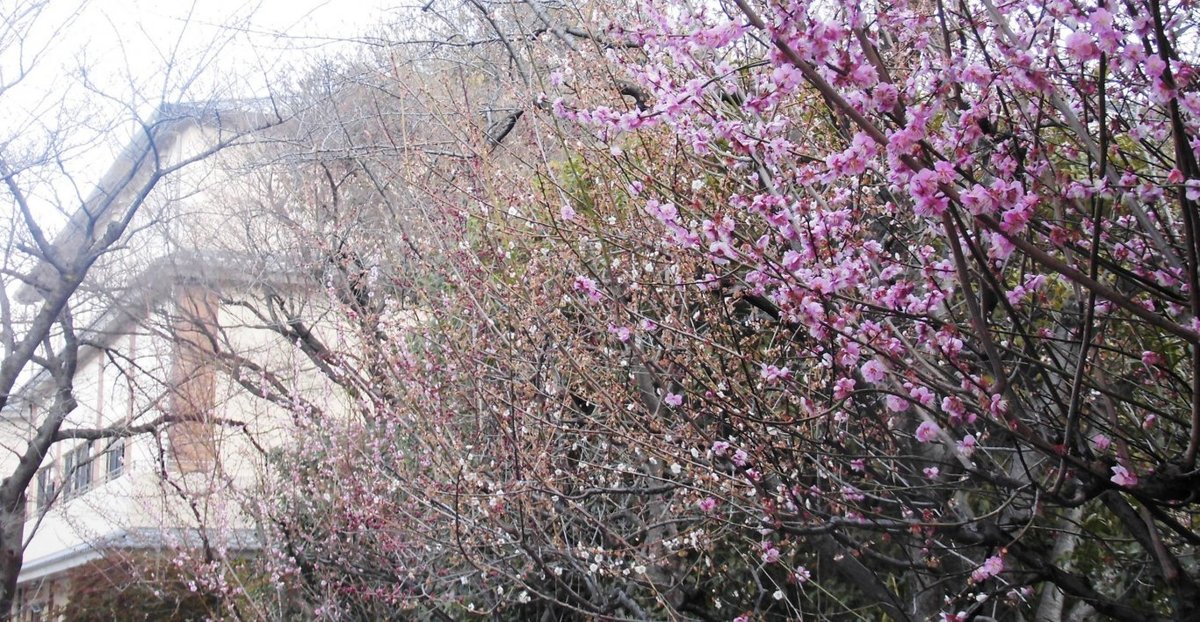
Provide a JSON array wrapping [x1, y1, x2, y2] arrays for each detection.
[[0, 0, 391, 226], [10, 0, 392, 116]]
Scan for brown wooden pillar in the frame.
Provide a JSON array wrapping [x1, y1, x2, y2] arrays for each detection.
[[168, 288, 219, 473]]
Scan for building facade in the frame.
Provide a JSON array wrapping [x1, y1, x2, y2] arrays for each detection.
[[1, 105, 337, 619]]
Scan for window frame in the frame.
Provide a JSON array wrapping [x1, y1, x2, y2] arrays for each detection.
[[105, 438, 125, 479], [35, 468, 56, 512], [63, 442, 93, 498]]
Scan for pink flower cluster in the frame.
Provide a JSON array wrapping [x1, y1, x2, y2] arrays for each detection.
[[572, 276, 602, 303], [970, 555, 1004, 583]]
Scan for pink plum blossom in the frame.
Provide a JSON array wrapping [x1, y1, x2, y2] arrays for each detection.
[[989, 395, 1009, 418], [608, 325, 632, 342], [1186, 180, 1200, 202], [572, 276, 602, 303], [1111, 465, 1138, 488], [970, 555, 1004, 582], [841, 486, 865, 501], [957, 435, 977, 457], [861, 359, 887, 383], [909, 385, 935, 407], [1064, 30, 1100, 61], [762, 364, 791, 384], [833, 377, 856, 400], [915, 420, 941, 443], [908, 168, 948, 217]]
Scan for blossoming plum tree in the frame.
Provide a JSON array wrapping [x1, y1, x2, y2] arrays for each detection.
[[543, 0, 1200, 618], [210, 0, 1200, 619]]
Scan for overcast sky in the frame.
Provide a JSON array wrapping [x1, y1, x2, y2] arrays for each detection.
[[0, 0, 391, 227], [26, 0, 390, 106]]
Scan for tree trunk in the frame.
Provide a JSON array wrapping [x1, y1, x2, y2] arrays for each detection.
[[0, 490, 27, 620], [1036, 506, 1084, 621]]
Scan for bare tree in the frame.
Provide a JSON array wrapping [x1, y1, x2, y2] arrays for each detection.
[[0, 0, 283, 615]]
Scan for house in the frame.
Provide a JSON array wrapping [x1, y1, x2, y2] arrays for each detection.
[[0, 103, 344, 619]]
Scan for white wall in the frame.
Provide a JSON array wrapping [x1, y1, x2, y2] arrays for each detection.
[[14, 292, 352, 582], [2, 119, 353, 586]]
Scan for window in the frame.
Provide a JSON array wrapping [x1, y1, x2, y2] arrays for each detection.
[[35, 468, 55, 511], [105, 439, 125, 478], [62, 451, 74, 497], [62, 443, 92, 498]]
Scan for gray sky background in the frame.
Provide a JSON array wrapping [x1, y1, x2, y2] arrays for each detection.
[[2, 0, 390, 226]]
